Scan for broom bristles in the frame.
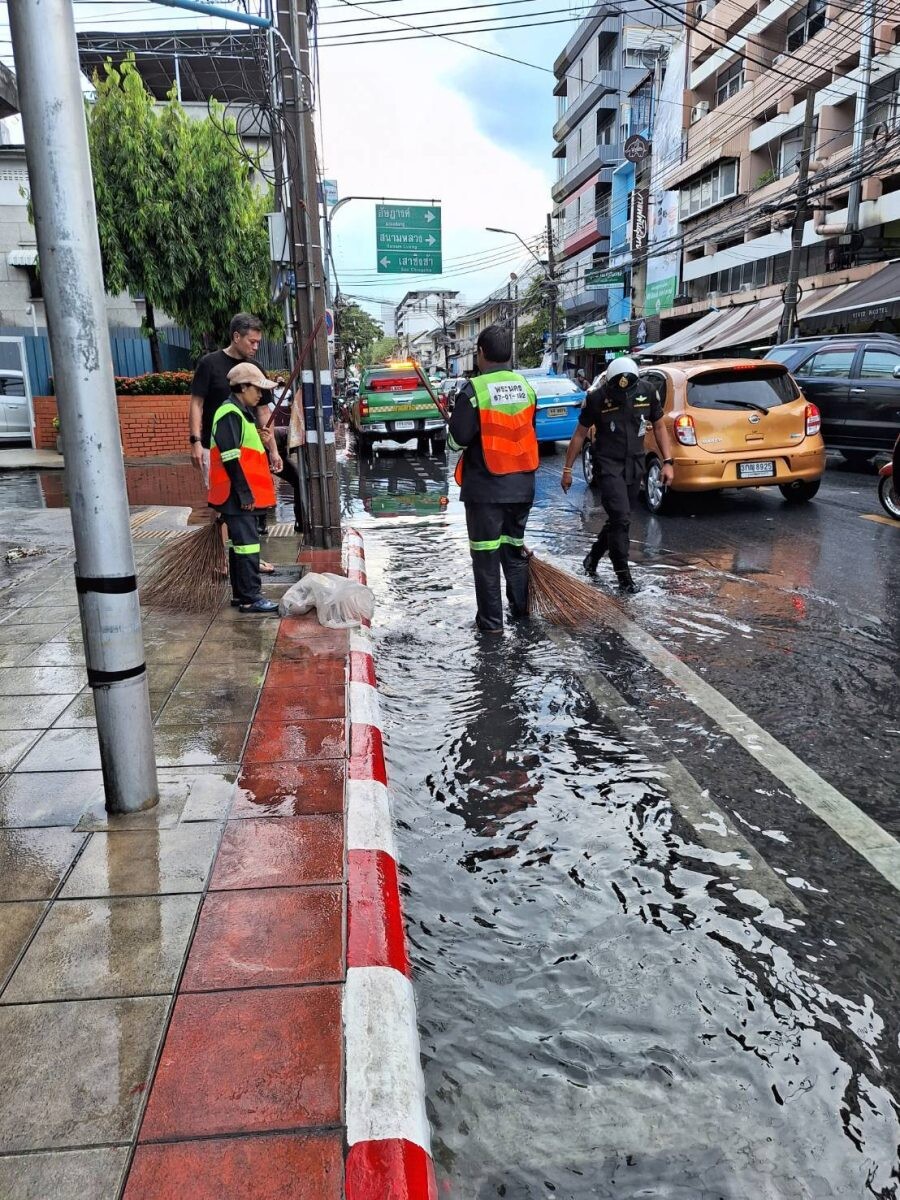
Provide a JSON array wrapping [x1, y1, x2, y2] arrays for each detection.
[[527, 552, 621, 627], [140, 518, 230, 613]]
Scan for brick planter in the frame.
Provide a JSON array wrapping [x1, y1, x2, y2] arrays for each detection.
[[33, 395, 191, 458]]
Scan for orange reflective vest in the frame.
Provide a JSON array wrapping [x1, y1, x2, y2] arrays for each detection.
[[454, 370, 539, 485], [208, 400, 276, 509]]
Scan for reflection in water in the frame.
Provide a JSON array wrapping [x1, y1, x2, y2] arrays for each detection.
[[350, 477, 900, 1199], [355, 449, 450, 521]]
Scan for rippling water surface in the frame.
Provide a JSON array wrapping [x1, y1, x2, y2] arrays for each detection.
[[343, 446, 900, 1200]]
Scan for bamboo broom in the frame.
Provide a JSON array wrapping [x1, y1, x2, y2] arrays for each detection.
[[140, 518, 230, 613], [412, 362, 617, 627]]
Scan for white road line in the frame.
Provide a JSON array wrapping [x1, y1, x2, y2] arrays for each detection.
[[600, 606, 900, 892]]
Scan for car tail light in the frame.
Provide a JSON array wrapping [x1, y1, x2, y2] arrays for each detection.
[[674, 414, 697, 445], [805, 403, 821, 436], [359, 396, 368, 418]]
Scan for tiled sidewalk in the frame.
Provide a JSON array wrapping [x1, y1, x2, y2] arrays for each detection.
[[0, 535, 351, 1198]]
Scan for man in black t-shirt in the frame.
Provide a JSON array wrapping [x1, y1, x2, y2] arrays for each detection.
[[189, 313, 265, 485], [560, 356, 674, 594]]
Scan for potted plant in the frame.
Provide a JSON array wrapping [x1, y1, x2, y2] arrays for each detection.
[[52, 415, 62, 455]]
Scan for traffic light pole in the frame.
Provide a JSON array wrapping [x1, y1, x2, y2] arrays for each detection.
[[9, 0, 158, 813]]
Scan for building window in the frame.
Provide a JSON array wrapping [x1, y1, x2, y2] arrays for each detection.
[[597, 114, 615, 144], [778, 119, 817, 176], [716, 258, 768, 294], [715, 58, 743, 107], [867, 71, 900, 140], [25, 267, 42, 301], [598, 43, 615, 73], [678, 160, 739, 219], [786, 0, 825, 52]]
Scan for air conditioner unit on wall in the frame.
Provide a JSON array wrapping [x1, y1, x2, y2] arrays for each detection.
[[772, 52, 786, 67], [695, 0, 710, 19], [691, 101, 710, 124]]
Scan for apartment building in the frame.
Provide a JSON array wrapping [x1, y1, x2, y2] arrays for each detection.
[[650, 0, 900, 354], [551, 0, 680, 352], [394, 290, 461, 355]]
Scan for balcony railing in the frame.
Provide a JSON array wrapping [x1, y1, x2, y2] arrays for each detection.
[[552, 141, 623, 204], [552, 67, 620, 142]]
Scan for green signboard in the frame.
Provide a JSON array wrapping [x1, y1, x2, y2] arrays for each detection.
[[586, 269, 625, 288], [376, 205, 442, 274], [645, 276, 678, 316]]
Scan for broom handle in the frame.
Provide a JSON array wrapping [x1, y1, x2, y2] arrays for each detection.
[[263, 313, 326, 429], [412, 362, 451, 426]]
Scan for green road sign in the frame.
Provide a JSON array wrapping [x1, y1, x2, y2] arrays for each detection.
[[376, 204, 442, 274]]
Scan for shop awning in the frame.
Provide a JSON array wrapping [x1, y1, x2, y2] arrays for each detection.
[[564, 324, 588, 350], [638, 284, 856, 359], [7, 246, 37, 268], [799, 261, 900, 331]]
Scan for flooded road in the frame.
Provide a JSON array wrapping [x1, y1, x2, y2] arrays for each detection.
[[341, 441, 900, 1199]]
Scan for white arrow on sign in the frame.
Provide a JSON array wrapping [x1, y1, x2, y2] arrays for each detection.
[[380, 256, 390, 268], [424, 210, 436, 223], [425, 235, 436, 247]]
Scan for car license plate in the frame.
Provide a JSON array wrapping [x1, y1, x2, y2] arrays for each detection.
[[738, 460, 775, 478], [546, 406, 568, 418], [394, 420, 415, 431]]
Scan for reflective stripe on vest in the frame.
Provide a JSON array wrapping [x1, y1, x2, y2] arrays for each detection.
[[207, 401, 277, 509], [454, 371, 539, 485]]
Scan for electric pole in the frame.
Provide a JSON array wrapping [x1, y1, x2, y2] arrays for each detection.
[[9, 0, 158, 813], [777, 90, 817, 344], [274, 0, 340, 546], [546, 212, 558, 369]]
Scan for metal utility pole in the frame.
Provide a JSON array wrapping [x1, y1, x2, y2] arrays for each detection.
[[777, 90, 817, 343], [275, 0, 340, 546], [510, 273, 519, 369], [9, 0, 158, 813], [546, 212, 558, 369]]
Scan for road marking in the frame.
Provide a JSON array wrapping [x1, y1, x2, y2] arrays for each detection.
[[549, 628, 804, 914], [861, 513, 899, 528], [597, 605, 900, 892]]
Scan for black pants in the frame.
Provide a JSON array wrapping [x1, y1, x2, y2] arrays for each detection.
[[223, 510, 263, 605], [465, 502, 531, 632], [595, 469, 641, 572]]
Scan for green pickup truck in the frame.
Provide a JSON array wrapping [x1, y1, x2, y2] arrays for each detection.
[[349, 363, 447, 456]]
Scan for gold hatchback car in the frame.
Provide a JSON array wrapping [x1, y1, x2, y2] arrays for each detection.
[[638, 359, 826, 513]]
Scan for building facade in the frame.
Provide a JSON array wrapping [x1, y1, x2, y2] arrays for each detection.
[[394, 290, 461, 356], [651, 0, 900, 350]]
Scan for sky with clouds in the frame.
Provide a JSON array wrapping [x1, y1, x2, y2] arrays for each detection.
[[0, 0, 586, 320]]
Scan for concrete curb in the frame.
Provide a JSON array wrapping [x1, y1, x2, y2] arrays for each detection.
[[343, 527, 438, 1200]]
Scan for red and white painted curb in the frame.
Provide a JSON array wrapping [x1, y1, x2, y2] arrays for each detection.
[[343, 528, 437, 1200]]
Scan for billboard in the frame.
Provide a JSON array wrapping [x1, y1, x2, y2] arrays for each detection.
[[646, 36, 687, 316]]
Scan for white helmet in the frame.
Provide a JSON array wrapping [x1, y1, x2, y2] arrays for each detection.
[[606, 356, 640, 390]]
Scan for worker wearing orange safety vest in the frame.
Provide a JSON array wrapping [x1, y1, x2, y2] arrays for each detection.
[[208, 362, 278, 614], [448, 323, 539, 634]]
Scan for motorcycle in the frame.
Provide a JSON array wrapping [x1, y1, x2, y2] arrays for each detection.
[[877, 433, 900, 519]]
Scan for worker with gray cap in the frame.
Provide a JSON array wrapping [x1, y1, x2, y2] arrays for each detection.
[[207, 362, 279, 614]]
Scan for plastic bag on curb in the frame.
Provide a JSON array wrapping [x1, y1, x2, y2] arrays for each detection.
[[278, 572, 374, 628]]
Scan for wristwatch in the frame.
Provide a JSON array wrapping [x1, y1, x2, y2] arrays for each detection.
[[663, 458, 674, 465], [189, 435, 201, 445]]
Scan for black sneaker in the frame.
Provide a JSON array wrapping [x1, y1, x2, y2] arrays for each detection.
[[582, 548, 601, 576], [616, 571, 640, 595]]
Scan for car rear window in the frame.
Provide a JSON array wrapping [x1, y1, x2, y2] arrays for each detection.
[[533, 378, 580, 399], [687, 367, 799, 410], [762, 346, 798, 365]]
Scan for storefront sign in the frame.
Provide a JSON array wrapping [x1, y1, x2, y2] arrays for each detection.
[[631, 188, 650, 255]]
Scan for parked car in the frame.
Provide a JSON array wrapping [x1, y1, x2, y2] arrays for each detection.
[[0, 370, 30, 441], [590, 359, 825, 513], [531, 374, 585, 444], [349, 362, 446, 455], [764, 333, 900, 465]]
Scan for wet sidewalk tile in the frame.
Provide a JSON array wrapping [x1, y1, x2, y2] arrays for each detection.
[[0, 769, 102, 829], [0, 901, 46, 986], [18, 724, 249, 773], [156, 687, 259, 727], [0, 667, 86, 695], [212, 815, 343, 889], [52, 691, 169, 729], [140, 985, 341, 1140], [0, 729, 43, 772], [231, 761, 344, 818], [20, 643, 87, 667], [0, 829, 86, 900], [256, 686, 345, 721], [61, 824, 221, 898], [0, 1147, 129, 1200], [0, 995, 169, 1151], [243, 719, 345, 764], [75, 768, 236, 832], [2, 894, 200, 1003], [124, 1131, 342, 1200], [181, 886, 342, 991], [0, 694, 76, 730]]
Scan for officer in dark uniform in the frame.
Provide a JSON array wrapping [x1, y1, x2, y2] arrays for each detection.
[[560, 356, 675, 593]]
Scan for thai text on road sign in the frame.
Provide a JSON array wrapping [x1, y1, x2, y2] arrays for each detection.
[[376, 205, 442, 274]]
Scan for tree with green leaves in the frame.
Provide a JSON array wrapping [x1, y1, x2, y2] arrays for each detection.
[[362, 334, 399, 367], [85, 56, 277, 367], [335, 301, 384, 366], [515, 277, 565, 368]]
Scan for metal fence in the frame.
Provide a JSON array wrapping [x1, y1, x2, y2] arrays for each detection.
[[0, 326, 193, 394]]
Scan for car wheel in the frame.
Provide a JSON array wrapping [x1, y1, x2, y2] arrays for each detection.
[[778, 478, 821, 503], [581, 442, 599, 489], [643, 457, 671, 514], [878, 474, 900, 519], [840, 450, 873, 468]]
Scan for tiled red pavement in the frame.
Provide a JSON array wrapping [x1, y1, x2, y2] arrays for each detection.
[[181, 887, 343, 990], [140, 984, 342, 1140], [125, 1131, 343, 1200], [244, 717, 345, 763], [257, 686, 345, 720], [230, 760, 345, 817], [212, 815, 343, 889]]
